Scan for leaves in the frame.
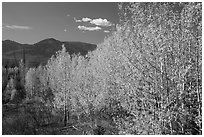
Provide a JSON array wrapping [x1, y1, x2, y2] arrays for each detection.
[[21, 2, 202, 135]]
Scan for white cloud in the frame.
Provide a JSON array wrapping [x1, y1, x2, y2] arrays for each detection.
[[64, 29, 67, 32], [74, 17, 91, 22], [90, 18, 112, 27], [76, 20, 82, 22], [74, 17, 112, 27], [78, 25, 101, 31], [3, 24, 32, 30], [67, 14, 70, 17], [104, 30, 110, 33], [74, 17, 82, 22], [82, 17, 92, 22]]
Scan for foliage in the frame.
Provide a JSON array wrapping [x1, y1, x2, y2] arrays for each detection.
[[2, 2, 201, 135], [2, 62, 26, 104], [46, 45, 109, 129], [93, 2, 202, 135]]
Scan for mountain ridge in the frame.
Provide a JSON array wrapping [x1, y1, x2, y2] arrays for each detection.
[[2, 38, 97, 67]]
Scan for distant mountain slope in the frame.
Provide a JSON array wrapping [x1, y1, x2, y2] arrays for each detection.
[[2, 38, 97, 67]]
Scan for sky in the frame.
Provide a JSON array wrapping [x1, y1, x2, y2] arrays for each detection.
[[2, 2, 119, 45]]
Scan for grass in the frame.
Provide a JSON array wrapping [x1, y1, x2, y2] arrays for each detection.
[[2, 103, 120, 135]]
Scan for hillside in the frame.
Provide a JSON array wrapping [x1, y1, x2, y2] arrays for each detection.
[[2, 38, 97, 67]]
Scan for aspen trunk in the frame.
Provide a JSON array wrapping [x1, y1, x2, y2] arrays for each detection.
[[64, 101, 67, 126], [196, 45, 201, 134]]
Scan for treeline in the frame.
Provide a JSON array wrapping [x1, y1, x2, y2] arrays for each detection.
[[2, 60, 26, 104], [2, 2, 202, 135]]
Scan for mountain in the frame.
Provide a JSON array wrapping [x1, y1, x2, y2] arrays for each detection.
[[2, 38, 97, 67]]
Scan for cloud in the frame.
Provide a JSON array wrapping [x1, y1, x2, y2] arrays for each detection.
[[104, 30, 110, 33], [76, 20, 82, 22], [74, 17, 82, 22], [67, 14, 70, 17], [82, 17, 92, 22], [74, 17, 112, 27], [74, 17, 91, 22], [78, 25, 101, 31], [3, 24, 32, 30], [90, 18, 112, 27]]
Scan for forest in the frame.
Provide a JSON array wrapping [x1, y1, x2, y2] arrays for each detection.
[[2, 2, 202, 135]]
